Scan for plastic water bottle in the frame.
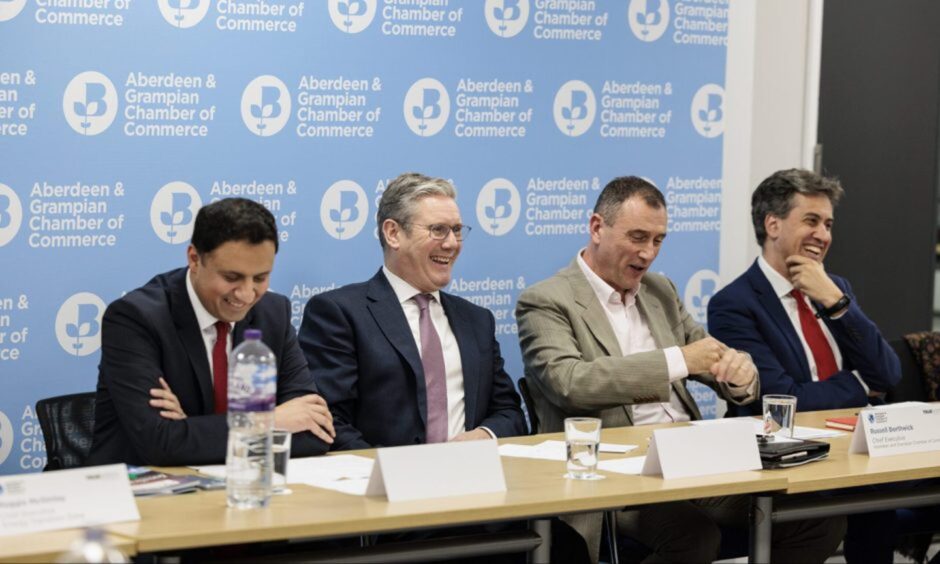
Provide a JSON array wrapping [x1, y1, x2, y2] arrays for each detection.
[[56, 528, 128, 563], [226, 328, 276, 509]]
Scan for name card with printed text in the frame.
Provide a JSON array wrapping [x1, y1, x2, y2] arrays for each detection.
[[365, 440, 506, 502], [0, 464, 139, 537], [642, 421, 762, 479], [849, 404, 940, 457]]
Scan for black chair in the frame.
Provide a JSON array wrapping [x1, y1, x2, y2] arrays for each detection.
[[35, 392, 96, 470], [887, 338, 929, 403]]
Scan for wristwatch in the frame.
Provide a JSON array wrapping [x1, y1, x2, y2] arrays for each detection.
[[815, 294, 851, 318]]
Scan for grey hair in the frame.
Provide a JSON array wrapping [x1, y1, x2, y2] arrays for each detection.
[[593, 176, 665, 226], [377, 172, 457, 249], [751, 168, 844, 246]]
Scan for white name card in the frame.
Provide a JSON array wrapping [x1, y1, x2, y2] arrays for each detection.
[[0, 464, 139, 537], [850, 404, 940, 457], [365, 440, 506, 502], [642, 421, 761, 479]]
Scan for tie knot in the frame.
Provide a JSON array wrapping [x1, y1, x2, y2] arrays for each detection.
[[214, 321, 230, 338], [414, 293, 433, 311], [790, 289, 804, 301]]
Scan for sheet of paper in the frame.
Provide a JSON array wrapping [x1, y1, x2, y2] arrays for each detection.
[[192, 454, 375, 496], [498, 440, 637, 461], [597, 456, 646, 475], [690, 418, 844, 440]]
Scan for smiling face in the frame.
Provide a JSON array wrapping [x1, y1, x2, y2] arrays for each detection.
[[763, 193, 834, 276], [383, 195, 462, 293], [583, 196, 667, 295], [187, 239, 275, 323]]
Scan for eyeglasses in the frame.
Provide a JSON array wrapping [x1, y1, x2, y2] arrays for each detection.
[[409, 223, 471, 241]]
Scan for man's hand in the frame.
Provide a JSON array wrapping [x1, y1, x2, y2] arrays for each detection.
[[786, 255, 844, 308], [450, 428, 493, 442], [681, 337, 727, 375], [711, 348, 757, 387], [151, 377, 187, 420], [274, 394, 336, 445]]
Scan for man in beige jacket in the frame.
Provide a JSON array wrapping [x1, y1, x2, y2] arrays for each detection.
[[516, 176, 845, 563]]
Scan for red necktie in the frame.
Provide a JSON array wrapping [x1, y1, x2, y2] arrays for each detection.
[[790, 289, 838, 381], [213, 321, 229, 414]]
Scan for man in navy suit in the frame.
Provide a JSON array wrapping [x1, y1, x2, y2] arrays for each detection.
[[299, 172, 526, 450], [88, 198, 335, 467], [708, 169, 903, 563], [708, 168, 900, 415]]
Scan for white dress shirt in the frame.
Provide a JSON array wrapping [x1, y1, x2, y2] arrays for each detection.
[[186, 268, 232, 385], [576, 252, 692, 425], [757, 256, 867, 392], [383, 267, 488, 440]]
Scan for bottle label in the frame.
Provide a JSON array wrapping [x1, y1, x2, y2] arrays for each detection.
[[229, 364, 276, 412]]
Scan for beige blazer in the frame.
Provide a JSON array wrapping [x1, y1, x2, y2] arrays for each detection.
[[515, 260, 759, 561]]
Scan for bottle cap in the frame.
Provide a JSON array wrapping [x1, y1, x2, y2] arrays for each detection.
[[244, 329, 262, 340]]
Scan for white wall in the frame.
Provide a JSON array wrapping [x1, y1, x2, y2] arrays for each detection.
[[719, 0, 823, 285]]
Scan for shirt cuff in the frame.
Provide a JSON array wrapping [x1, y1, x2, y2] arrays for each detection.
[[479, 426, 497, 439], [852, 370, 870, 395], [728, 371, 758, 398], [664, 346, 689, 383]]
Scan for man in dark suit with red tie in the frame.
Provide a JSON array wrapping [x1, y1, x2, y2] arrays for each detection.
[[298, 172, 526, 450], [708, 168, 903, 563], [88, 198, 335, 467]]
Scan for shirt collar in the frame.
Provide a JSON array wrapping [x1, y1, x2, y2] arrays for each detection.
[[758, 255, 794, 299], [382, 266, 442, 305], [576, 249, 638, 307], [185, 268, 230, 333]]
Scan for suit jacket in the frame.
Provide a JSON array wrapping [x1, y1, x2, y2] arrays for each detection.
[[87, 268, 327, 467], [515, 260, 758, 562], [298, 269, 526, 451], [708, 259, 901, 415], [516, 260, 758, 434]]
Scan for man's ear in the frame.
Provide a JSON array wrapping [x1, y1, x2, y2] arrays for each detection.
[[382, 219, 402, 250], [588, 213, 604, 245], [764, 214, 781, 241]]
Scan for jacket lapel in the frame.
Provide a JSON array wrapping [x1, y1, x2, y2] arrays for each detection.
[[747, 261, 813, 381], [365, 270, 428, 424], [441, 293, 478, 431], [564, 262, 622, 358], [169, 270, 214, 413]]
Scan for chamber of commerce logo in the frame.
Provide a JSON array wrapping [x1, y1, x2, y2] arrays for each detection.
[[55, 292, 106, 357], [0, 183, 23, 248], [0, 410, 12, 466], [327, 0, 377, 33], [157, 0, 211, 28], [476, 178, 520, 236], [320, 180, 368, 240], [553, 80, 596, 137], [684, 269, 720, 324], [62, 72, 118, 136], [241, 76, 292, 137], [628, 0, 670, 42], [484, 0, 529, 38], [150, 181, 202, 245], [403, 78, 450, 137], [0, 0, 27, 22], [691, 83, 725, 138]]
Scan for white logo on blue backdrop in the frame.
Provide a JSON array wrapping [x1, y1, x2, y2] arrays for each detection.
[[553, 80, 596, 137], [150, 181, 202, 245], [0, 0, 26, 21], [403, 78, 450, 137], [320, 180, 368, 240], [0, 411, 12, 466], [628, 0, 670, 42], [484, 0, 529, 38], [157, 0, 211, 28], [476, 178, 521, 236], [241, 76, 292, 137], [327, 0, 377, 33], [691, 83, 724, 138], [55, 292, 106, 357], [62, 72, 118, 136], [0, 183, 23, 247], [684, 269, 720, 324]]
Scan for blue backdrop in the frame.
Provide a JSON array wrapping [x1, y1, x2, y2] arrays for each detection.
[[0, 0, 730, 474]]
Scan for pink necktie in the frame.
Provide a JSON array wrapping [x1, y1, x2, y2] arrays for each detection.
[[414, 294, 448, 443]]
